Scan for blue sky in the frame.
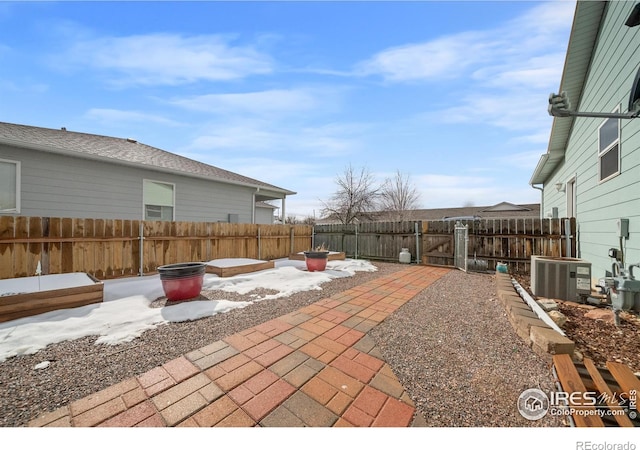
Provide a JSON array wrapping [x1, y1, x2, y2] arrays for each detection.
[[0, 1, 576, 220]]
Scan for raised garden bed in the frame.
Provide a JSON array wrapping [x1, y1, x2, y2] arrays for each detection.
[[205, 258, 275, 277], [0, 273, 104, 323], [288, 251, 346, 261]]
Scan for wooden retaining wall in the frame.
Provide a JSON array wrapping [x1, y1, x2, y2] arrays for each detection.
[[0, 216, 313, 280]]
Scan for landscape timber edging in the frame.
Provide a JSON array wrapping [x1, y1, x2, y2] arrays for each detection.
[[494, 272, 575, 361]]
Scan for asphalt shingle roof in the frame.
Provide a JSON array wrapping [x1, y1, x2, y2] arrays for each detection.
[[0, 121, 295, 195]]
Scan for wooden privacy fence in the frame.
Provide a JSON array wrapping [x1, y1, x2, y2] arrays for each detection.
[[0, 216, 313, 280], [313, 222, 420, 262], [314, 217, 576, 274], [422, 217, 576, 273]]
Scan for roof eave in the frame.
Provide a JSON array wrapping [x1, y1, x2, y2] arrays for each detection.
[[531, 1, 607, 186]]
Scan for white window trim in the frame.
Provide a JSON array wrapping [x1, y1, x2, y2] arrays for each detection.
[[597, 106, 621, 183], [142, 179, 175, 221], [0, 158, 20, 214]]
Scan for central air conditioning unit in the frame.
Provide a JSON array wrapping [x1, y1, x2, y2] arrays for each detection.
[[530, 256, 592, 302]]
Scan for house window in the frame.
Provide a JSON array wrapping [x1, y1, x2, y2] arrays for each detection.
[[598, 110, 620, 182], [0, 159, 20, 213], [143, 180, 174, 221]]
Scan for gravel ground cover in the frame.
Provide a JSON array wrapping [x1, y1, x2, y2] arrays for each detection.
[[0, 262, 564, 427], [370, 269, 565, 427]]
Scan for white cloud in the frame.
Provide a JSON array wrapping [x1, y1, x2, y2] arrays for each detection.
[[425, 88, 555, 132], [85, 108, 184, 127], [417, 173, 492, 189], [356, 31, 493, 82], [416, 182, 539, 209], [195, 156, 321, 185], [510, 130, 552, 145], [471, 53, 567, 90], [494, 149, 547, 171], [356, 2, 574, 85], [355, 1, 574, 137], [169, 89, 319, 115], [508, 1, 577, 42], [407, 160, 545, 208], [186, 119, 367, 157], [0, 79, 48, 93], [190, 125, 281, 151], [63, 33, 274, 86]]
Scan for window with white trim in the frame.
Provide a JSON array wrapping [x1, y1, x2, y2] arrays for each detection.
[[143, 180, 174, 221], [598, 109, 620, 182], [0, 159, 20, 213]]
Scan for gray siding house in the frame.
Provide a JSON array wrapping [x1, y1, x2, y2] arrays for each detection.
[[0, 122, 295, 224], [530, 1, 640, 280]]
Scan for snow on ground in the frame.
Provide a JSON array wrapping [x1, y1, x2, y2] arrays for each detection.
[[0, 258, 377, 362], [206, 258, 266, 268], [0, 272, 97, 296]]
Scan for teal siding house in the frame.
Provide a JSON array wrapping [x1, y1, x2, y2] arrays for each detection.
[[530, 1, 640, 282]]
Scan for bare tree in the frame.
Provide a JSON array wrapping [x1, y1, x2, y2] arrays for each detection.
[[321, 164, 380, 224], [378, 170, 421, 221], [301, 216, 317, 225]]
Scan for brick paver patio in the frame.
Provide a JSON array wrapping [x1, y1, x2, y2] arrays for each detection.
[[27, 265, 450, 427]]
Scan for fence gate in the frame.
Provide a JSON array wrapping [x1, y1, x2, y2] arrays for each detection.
[[454, 221, 468, 272]]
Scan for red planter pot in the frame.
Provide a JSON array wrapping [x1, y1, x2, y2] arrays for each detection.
[[304, 251, 329, 272], [158, 262, 206, 301]]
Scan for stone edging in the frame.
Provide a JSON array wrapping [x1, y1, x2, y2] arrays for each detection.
[[495, 272, 575, 361]]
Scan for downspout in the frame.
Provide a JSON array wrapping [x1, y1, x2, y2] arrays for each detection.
[[252, 188, 260, 224], [531, 184, 544, 219], [281, 196, 286, 224]]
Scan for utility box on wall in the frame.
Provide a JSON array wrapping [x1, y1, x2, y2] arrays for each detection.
[[531, 256, 592, 302], [617, 218, 629, 238]]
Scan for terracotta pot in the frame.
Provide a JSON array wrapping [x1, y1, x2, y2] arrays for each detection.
[[303, 251, 329, 272], [157, 262, 206, 301]]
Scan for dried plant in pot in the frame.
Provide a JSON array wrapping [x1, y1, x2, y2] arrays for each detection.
[[303, 244, 330, 272]]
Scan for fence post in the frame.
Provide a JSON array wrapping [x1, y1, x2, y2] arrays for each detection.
[[564, 218, 571, 258], [290, 226, 294, 255], [355, 223, 358, 259], [139, 222, 144, 276], [415, 222, 420, 264]]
